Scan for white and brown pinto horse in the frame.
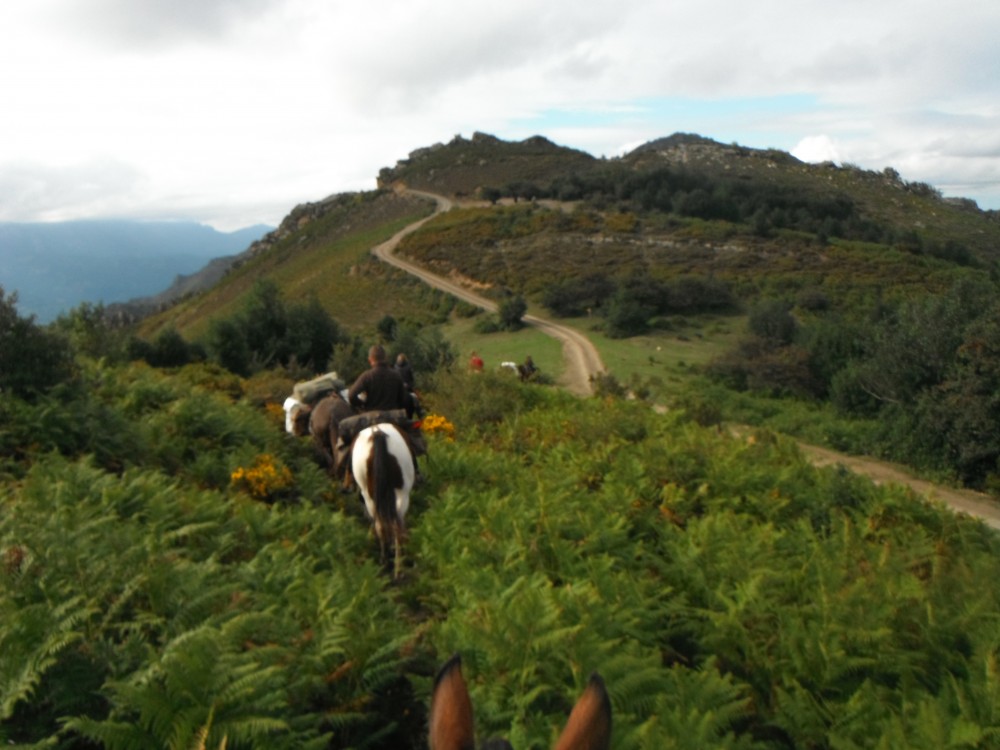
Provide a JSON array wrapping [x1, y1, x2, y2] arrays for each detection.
[[351, 422, 416, 580], [429, 654, 611, 750]]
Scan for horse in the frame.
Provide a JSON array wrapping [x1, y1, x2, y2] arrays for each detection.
[[429, 654, 611, 750], [285, 391, 356, 488], [351, 422, 416, 579]]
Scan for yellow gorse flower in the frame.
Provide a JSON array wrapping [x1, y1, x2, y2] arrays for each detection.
[[230, 454, 293, 500], [420, 413, 456, 441]]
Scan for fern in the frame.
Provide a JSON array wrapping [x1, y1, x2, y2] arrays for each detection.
[[0, 598, 89, 720]]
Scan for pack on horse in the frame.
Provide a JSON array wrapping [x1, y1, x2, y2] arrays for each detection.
[[428, 654, 612, 750], [284, 377, 356, 491]]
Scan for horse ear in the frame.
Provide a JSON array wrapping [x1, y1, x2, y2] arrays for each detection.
[[552, 673, 612, 750], [429, 654, 476, 750]]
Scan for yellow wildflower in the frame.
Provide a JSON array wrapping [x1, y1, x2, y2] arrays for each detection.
[[420, 413, 456, 441], [230, 454, 293, 500]]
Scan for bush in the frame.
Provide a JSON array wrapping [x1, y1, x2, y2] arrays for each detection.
[[0, 287, 74, 399], [497, 295, 527, 331], [747, 299, 796, 345], [204, 281, 344, 375]]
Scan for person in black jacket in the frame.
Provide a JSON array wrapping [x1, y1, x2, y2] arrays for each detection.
[[394, 352, 414, 390], [394, 352, 424, 419], [348, 344, 409, 413], [348, 344, 425, 483]]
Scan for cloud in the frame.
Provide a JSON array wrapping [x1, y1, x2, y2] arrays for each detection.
[[792, 136, 841, 164], [3, 0, 1000, 230], [51, 0, 285, 48], [0, 159, 148, 223]]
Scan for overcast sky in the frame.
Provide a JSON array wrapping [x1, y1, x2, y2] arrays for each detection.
[[3, 0, 999, 231]]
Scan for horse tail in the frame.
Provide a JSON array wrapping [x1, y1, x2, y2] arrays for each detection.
[[370, 427, 398, 531]]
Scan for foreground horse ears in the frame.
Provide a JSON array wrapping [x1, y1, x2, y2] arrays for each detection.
[[428, 654, 612, 750]]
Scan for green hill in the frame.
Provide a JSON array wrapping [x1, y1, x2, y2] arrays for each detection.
[[141, 131, 1000, 340]]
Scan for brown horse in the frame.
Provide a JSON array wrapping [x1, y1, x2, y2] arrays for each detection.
[[429, 654, 611, 750], [286, 392, 356, 487]]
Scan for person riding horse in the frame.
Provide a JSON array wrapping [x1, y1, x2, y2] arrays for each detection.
[[347, 344, 425, 483], [349, 345, 409, 414], [393, 352, 423, 419], [519, 355, 538, 382]]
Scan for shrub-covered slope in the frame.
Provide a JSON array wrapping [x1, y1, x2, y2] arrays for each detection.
[[3, 364, 1000, 748], [136, 190, 440, 341]]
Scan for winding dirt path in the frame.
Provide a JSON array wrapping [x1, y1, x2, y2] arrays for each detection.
[[794, 442, 1000, 530], [371, 189, 605, 396], [371, 189, 1000, 530]]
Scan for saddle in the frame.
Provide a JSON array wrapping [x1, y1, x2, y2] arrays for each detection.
[[335, 409, 428, 467]]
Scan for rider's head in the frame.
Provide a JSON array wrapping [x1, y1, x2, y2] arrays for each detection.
[[368, 344, 387, 366]]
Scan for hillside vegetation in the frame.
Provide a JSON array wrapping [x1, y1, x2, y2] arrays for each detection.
[[137, 191, 441, 341], [4, 356, 1000, 748]]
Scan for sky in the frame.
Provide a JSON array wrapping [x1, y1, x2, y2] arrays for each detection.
[[3, 0, 999, 232]]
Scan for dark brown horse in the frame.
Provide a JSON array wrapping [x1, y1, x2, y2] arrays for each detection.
[[429, 654, 611, 750], [286, 392, 356, 487]]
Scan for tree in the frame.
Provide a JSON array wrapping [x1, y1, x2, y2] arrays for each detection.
[[376, 314, 398, 342], [541, 275, 614, 317], [203, 284, 342, 375], [240, 280, 287, 367], [914, 312, 1000, 486], [206, 318, 251, 376], [497, 295, 527, 331], [52, 302, 129, 362], [284, 298, 342, 370], [747, 300, 797, 346], [146, 327, 200, 368], [603, 288, 652, 338], [0, 287, 74, 398]]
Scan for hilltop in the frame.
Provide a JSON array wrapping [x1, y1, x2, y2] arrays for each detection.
[[138, 131, 1000, 343]]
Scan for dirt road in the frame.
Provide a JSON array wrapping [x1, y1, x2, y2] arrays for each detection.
[[372, 189, 1000, 530], [372, 189, 606, 396], [794, 441, 1000, 530]]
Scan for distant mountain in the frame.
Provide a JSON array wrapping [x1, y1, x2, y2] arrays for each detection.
[[0, 220, 272, 322]]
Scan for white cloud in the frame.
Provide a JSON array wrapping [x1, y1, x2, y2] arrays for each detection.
[[1, 0, 999, 231], [792, 136, 841, 165]]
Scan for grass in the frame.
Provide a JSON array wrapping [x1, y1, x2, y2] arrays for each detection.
[[552, 313, 746, 395], [442, 314, 564, 380]]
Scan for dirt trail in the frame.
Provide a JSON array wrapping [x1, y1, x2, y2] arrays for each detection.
[[372, 189, 1000, 530], [372, 189, 605, 396], [793, 441, 1000, 530]]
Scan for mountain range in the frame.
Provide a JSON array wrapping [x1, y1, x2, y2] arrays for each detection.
[[0, 220, 272, 323]]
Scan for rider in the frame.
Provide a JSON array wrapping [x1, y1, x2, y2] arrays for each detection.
[[349, 344, 409, 414], [348, 344, 424, 483], [394, 352, 423, 419], [521, 355, 537, 381]]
